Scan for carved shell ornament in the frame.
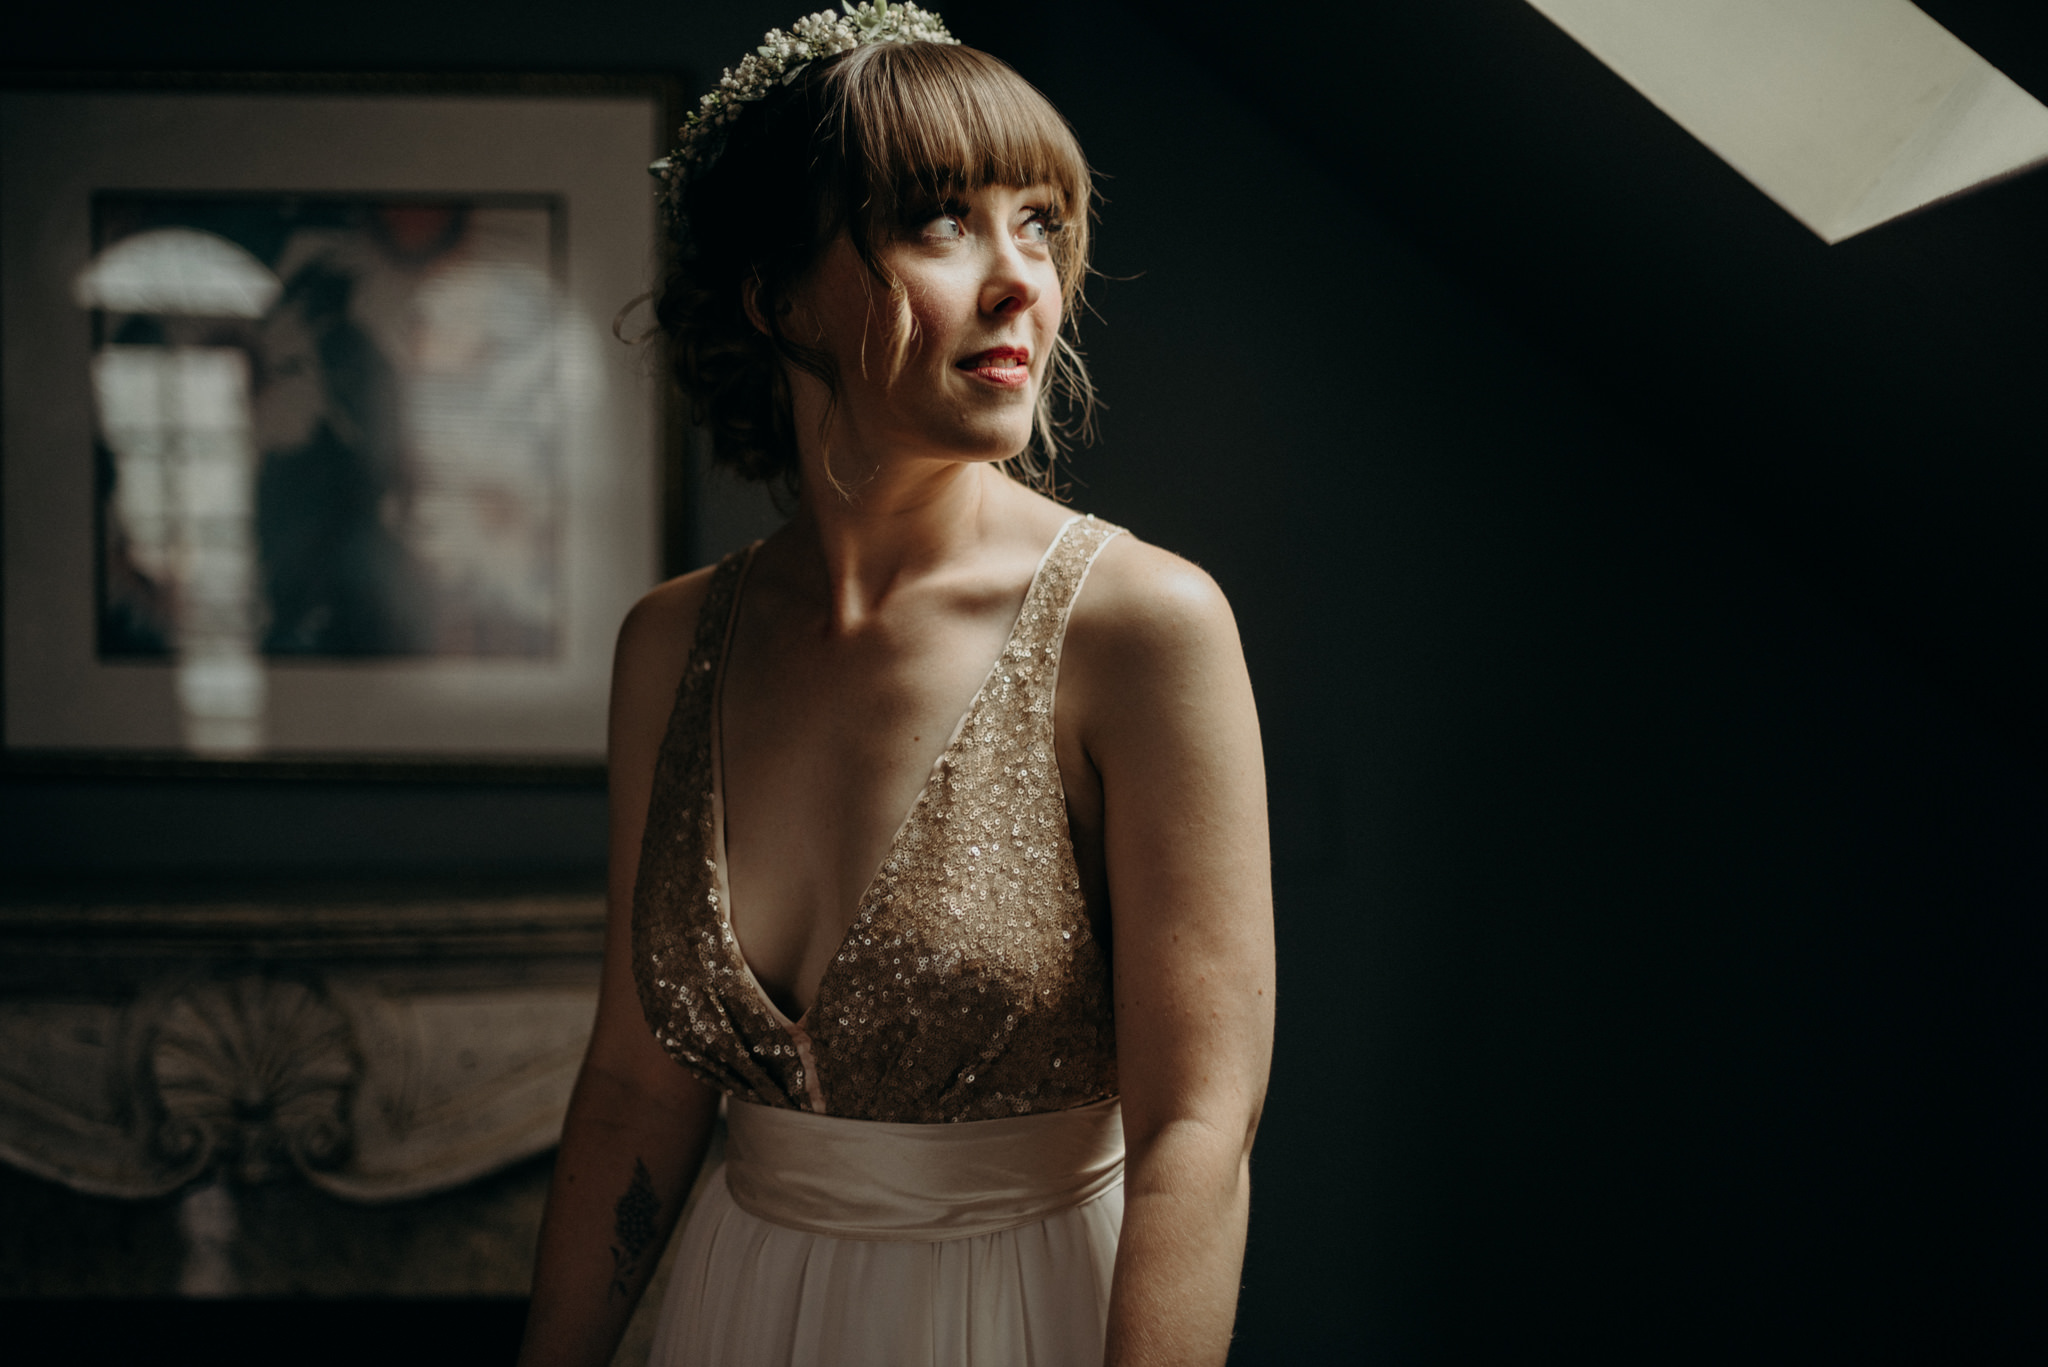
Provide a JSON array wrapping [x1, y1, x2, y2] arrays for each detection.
[[150, 975, 362, 1185]]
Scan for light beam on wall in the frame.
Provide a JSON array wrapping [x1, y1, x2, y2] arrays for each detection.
[[1526, 0, 2048, 243]]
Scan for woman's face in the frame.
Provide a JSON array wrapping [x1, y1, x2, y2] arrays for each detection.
[[784, 182, 1064, 474]]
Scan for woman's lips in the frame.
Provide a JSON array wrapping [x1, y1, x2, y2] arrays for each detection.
[[957, 347, 1031, 388]]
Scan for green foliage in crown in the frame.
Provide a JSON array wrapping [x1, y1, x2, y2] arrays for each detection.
[[650, 2, 960, 223]]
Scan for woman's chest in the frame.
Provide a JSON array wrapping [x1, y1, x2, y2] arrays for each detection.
[[630, 522, 1126, 1119], [716, 594, 1068, 988]]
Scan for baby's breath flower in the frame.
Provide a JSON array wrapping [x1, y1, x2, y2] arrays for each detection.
[[650, 2, 960, 226]]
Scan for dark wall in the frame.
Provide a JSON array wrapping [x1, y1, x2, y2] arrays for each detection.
[[1080, 4, 2048, 1359], [6, 2, 2046, 1362]]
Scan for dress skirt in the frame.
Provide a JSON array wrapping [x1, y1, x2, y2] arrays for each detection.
[[646, 1098, 1126, 1367]]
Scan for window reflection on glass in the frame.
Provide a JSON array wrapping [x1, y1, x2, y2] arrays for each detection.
[[79, 196, 567, 731], [89, 341, 269, 752]]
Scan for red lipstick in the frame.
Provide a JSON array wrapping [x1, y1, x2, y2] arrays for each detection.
[[956, 345, 1031, 388]]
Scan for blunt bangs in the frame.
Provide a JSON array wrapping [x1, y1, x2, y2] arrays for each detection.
[[824, 42, 1093, 303]]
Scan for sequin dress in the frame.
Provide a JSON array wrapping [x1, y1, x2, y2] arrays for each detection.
[[632, 513, 1128, 1367]]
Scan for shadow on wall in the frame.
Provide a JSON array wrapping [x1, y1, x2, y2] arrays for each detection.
[[0, 1152, 555, 1297], [3, 1297, 533, 1365]]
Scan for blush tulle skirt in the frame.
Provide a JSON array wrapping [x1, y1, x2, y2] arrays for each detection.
[[645, 1098, 1125, 1367]]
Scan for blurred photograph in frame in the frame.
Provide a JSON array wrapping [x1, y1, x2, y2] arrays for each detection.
[[1, 75, 682, 771]]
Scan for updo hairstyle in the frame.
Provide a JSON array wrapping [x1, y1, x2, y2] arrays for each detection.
[[654, 41, 1095, 495]]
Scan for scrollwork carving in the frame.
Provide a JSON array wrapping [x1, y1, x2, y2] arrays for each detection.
[[150, 975, 361, 1185], [0, 893, 600, 1205]]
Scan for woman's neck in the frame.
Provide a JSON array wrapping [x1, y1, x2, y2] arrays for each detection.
[[781, 458, 1012, 634]]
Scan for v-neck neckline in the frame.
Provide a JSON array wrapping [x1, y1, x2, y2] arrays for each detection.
[[707, 514, 1085, 1030]]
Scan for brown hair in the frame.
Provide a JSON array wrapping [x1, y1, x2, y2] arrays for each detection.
[[652, 41, 1095, 497]]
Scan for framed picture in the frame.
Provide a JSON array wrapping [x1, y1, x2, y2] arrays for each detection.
[[1, 74, 687, 777]]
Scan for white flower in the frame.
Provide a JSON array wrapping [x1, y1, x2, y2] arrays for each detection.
[[652, 3, 960, 221]]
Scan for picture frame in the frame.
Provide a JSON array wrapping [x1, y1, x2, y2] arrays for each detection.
[[0, 72, 691, 781]]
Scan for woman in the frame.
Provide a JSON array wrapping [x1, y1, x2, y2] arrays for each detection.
[[519, 7, 1273, 1364]]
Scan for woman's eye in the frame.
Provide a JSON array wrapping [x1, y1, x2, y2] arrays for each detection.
[[1021, 214, 1061, 245], [923, 212, 966, 241]]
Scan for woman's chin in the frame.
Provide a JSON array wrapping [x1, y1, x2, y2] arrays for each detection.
[[957, 440, 1036, 469], [941, 417, 1039, 467], [894, 429, 1034, 469]]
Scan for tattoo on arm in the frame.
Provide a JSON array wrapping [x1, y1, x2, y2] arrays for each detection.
[[608, 1158, 661, 1302]]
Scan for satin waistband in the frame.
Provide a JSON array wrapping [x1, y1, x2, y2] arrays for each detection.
[[721, 1097, 1125, 1242]]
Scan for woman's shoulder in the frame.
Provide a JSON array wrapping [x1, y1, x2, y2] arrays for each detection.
[[1062, 521, 1244, 708], [1056, 520, 1254, 777], [1070, 521, 1239, 647], [611, 552, 745, 710]]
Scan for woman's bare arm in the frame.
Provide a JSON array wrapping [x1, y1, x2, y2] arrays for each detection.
[[1071, 542, 1276, 1367], [517, 576, 723, 1367]]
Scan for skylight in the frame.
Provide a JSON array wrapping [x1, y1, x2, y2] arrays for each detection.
[[1527, 0, 2048, 243]]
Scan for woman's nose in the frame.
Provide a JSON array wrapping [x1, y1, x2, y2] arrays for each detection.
[[979, 235, 1042, 317]]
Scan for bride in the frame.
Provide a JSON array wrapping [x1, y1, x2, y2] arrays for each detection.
[[518, 7, 1274, 1364]]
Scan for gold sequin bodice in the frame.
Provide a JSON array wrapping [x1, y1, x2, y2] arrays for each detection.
[[632, 515, 1124, 1123]]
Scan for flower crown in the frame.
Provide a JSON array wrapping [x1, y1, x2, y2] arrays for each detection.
[[650, 2, 960, 224]]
